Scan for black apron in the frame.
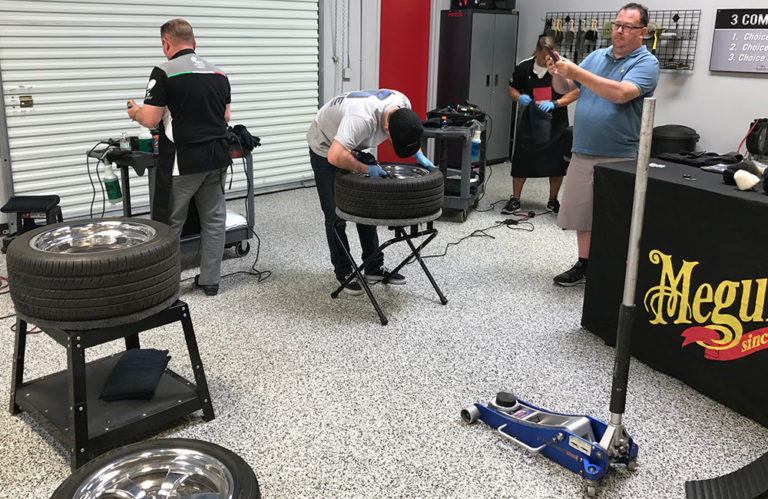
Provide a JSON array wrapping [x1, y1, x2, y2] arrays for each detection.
[[510, 60, 570, 178]]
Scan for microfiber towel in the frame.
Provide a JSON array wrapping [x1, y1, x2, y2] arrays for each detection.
[[100, 348, 171, 401]]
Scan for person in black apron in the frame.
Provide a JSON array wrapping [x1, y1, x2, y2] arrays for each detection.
[[503, 36, 579, 214]]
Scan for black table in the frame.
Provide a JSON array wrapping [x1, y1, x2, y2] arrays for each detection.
[[583, 159, 768, 427]]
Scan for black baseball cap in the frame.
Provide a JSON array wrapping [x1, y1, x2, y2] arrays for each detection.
[[389, 108, 424, 158]]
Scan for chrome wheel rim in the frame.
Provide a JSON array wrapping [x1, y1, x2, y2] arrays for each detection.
[[29, 221, 156, 254], [73, 448, 234, 498], [380, 163, 430, 178]]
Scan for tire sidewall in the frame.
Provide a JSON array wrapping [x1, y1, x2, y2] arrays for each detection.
[[51, 438, 260, 499]]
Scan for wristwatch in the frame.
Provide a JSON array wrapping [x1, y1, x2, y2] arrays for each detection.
[[553, 99, 560, 108]]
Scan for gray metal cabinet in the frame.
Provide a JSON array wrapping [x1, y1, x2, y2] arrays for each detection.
[[437, 9, 519, 163]]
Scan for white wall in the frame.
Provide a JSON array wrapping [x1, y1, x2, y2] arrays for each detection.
[[515, 0, 768, 154], [319, 0, 381, 105]]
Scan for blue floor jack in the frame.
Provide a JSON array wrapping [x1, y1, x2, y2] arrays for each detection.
[[462, 99, 657, 498]]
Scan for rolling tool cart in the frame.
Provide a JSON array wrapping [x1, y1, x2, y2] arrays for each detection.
[[461, 99, 658, 497], [88, 140, 255, 256], [424, 104, 487, 221], [421, 124, 485, 222]]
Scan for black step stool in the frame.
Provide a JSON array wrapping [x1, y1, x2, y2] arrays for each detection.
[[1, 195, 63, 253]]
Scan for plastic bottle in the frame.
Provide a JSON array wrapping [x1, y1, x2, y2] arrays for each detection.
[[471, 129, 482, 161], [138, 128, 153, 152], [103, 160, 122, 203], [119, 131, 131, 151]]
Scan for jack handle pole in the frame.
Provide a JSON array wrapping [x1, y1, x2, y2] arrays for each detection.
[[608, 97, 656, 420]]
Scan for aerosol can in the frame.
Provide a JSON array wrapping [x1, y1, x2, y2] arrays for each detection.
[[103, 160, 122, 203]]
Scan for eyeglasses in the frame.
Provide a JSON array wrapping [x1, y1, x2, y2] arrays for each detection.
[[612, 22, 644, 31]]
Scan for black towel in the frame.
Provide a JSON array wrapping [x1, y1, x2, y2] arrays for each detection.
[[100, 348, 171, 401]]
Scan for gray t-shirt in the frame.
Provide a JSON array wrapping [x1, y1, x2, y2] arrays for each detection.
[[307, 89, 411, 157]]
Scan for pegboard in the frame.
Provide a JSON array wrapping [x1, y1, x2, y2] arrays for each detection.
[[542, 10, 701, 70]]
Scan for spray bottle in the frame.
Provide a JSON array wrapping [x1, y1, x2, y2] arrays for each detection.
[[471, 129, 482, 161], [103, 160, 123, 204]]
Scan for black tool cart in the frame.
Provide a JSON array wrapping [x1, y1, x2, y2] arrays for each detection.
[[424, 105, 487, 221]]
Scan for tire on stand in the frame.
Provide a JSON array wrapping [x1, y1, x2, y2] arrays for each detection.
[[6, 218, 180, 330], [335, 163, 444, 220]]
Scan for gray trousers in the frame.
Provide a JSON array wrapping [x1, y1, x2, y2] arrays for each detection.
[[169, 168, 227, 285]]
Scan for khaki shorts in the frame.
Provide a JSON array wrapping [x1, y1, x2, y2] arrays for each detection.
[[557, 152, 630, 231]]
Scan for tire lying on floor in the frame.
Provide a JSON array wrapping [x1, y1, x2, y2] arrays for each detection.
[[334, 163, 444, 219], [51, 438, 260, 499], [6, 218, 180, 329]]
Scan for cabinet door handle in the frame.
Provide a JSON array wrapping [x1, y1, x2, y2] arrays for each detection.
[[486, 74, 490, 86], [495, 74, 499, 86]]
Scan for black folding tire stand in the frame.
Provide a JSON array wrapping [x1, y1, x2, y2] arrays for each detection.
[[9, 300, 214, 470], [331, 209, 448, 325]]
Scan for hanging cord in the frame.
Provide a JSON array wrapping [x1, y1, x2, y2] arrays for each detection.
[[86, 141, 109, 218], [737, 119, 760, 155]]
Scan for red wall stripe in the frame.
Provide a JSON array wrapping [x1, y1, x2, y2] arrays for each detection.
[[378, 1, 431, 163]]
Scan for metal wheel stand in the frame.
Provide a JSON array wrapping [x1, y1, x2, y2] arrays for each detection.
[[330, 210, 448, 325], [9, 300, 215, 470]]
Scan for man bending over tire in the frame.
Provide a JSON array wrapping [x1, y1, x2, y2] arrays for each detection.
[[307, 89, 433, 296]]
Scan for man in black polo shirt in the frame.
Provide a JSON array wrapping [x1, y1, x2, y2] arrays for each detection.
[[127, 18, 231, 296]]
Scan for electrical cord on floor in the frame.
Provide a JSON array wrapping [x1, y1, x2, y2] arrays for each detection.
[[0, 275, 9, 295], [406, 219, 534, 263], [10, 322, 39, 334], [474, 198, 507, 212]]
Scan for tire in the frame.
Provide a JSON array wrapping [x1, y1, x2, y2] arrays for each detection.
[[6, 218, 180, 329], [51, 438, 260, 499], [335, 163, 444, 219]]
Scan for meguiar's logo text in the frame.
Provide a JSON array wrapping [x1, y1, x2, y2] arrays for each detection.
[[643, 249, 768, 361]]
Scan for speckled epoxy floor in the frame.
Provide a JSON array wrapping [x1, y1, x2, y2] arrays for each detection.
[[0, 163, 766, 498]]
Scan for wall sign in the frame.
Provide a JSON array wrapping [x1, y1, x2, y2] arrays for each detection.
[[710, 9, 768, 73]]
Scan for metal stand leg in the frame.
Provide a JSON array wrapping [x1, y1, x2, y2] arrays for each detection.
[[179, 304, 215, 421], [330, 220, 389, 325], [67, 334, 90, 470], [124, 334, 140, 350], [9, 318, 27, 415], [396, 225, 448, 305], [329, 220, 448, 325]]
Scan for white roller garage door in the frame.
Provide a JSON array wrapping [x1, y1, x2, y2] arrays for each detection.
[[0, 0, 318, 220]]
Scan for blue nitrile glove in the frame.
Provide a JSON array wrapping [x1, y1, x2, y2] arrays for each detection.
[[518, 94, 532, 107], [538, 100, 555, 112], [366, 164, 387, 178], [414, 151, 434, 168]]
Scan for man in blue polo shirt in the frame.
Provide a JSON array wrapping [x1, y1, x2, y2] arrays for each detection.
[[546, 2, 659, 286]]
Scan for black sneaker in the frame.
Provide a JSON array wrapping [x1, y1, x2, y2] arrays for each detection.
[[194, 275, 219, 296], [547, 198, 560, 213], [365, 267, 406, 285], [501, 196, 521, 214], [338, 274, 364, 296], [553, 261, 586, 287]]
